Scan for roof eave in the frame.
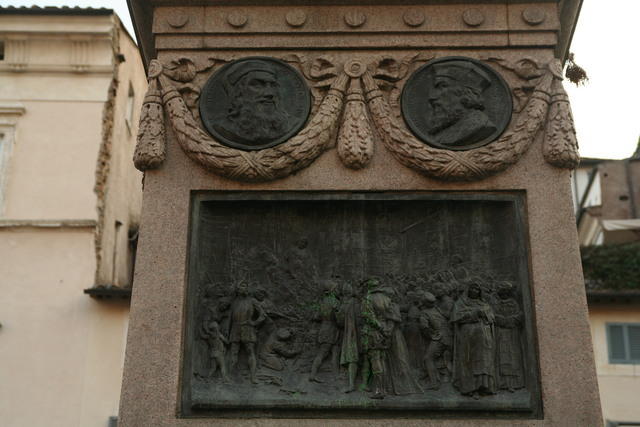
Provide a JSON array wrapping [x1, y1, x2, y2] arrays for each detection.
[[0, 6, 114, 16], [557, 0, 584, 62], [127, 0, 154, 73], [587, 291, 640, 305]]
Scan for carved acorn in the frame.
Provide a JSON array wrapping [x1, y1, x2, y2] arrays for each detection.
[[542, 78, 580, 169], [337, 63, 375, 170]]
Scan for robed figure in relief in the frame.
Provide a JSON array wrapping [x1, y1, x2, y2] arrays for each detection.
[[451, 280, 497, 398], [337, 282, 360, 393], [360, 279, 422, 399], [494, 281, 525, 391]]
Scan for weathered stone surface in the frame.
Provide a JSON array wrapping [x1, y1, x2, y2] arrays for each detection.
[[121, 1, 600, 425]]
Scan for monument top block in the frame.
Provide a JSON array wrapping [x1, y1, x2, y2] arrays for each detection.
[[128, 0, 583, 67]]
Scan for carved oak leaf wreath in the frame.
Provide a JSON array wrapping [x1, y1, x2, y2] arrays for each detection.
[[133, 56, 579, 182]]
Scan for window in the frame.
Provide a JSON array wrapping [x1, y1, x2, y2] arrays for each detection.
[[111, 220, 123, 285], [125, 83, 135, 131], [0, 40, 4, 61], [127, 226, 139, 287], [0, 131, 7, 207], [0, 103, 25, 215], [607, 323, 640, 364]]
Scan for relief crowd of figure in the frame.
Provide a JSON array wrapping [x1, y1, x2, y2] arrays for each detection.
[[196, 255, 526, 400]]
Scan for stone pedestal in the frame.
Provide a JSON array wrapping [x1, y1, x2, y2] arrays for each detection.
[[121, 1, 601, 425]]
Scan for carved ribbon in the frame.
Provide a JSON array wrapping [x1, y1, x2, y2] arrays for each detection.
[[134, 59, 348, 182], [134, 57, 579, 182]]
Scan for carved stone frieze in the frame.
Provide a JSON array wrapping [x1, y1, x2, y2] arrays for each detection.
[[134, 56, 347, 181], [364, 57, 579, 180], [133, 54, 580, 182], [403, 9, 425, 27], [462, 9, 485, 27], [344, 11, 367, 28], [285, 10, 307, 28]]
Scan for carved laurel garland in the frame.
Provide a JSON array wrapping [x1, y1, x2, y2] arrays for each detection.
[[133, 56, 579, 182], [134, 59, 348, 182], [362, 58, 575, 181]]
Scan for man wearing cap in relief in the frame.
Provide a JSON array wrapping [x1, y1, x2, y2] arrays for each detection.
[[217, 60, 290, 145], [426, 61, 497, 147]]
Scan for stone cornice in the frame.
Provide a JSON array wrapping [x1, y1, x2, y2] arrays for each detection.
[[0, 219, 97, 229], [0, 14, 114, 35], [0, 35, 114, 74], [0, 64, 113, 74], [0, 6, 113, 16], [0, 103, 26, 116], [0, 103, 26, 125]]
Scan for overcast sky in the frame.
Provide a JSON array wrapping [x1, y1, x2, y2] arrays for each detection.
[[5, 0, 640, 160]]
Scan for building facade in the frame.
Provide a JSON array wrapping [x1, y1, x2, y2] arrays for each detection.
[[0, 7, 146, 426], [573, 147, 640, 426]]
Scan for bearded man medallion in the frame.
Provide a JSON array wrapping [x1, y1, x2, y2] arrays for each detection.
[[199, 57, 311, 151], [401, 57, 513, 151]]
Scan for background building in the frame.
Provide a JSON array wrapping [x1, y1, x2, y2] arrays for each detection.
[[573, 143, 640, 426], [0, 7, 146, 426]]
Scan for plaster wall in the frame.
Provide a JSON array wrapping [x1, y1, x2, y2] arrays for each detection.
[[571, 166, 601, 213], [0, 12, 145, 427], [0, 229, 128, 427], [599, 162, 634, 221], [630, 161, 640, 217], [0, 13, 120, 221], [0, 74, 112, 101], [589, 305, 640, 424], [1, 100, 106, 220]]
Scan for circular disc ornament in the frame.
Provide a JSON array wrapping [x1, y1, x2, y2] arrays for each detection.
[[199, 57, 311, 151], [401, 56, 512, 151]]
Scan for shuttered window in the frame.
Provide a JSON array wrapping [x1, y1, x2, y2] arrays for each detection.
[[607, 323, 640, 364]]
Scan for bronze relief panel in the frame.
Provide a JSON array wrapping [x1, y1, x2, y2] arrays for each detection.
[[182, 193, 540, 418]]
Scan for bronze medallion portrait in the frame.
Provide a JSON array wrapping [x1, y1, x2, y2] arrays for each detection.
[[199, 57, 311, 151], [401, 57, 512, 151]]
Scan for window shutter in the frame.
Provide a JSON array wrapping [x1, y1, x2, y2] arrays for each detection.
[[628, 325, 640, 360], [608, 324, 627, 361]]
